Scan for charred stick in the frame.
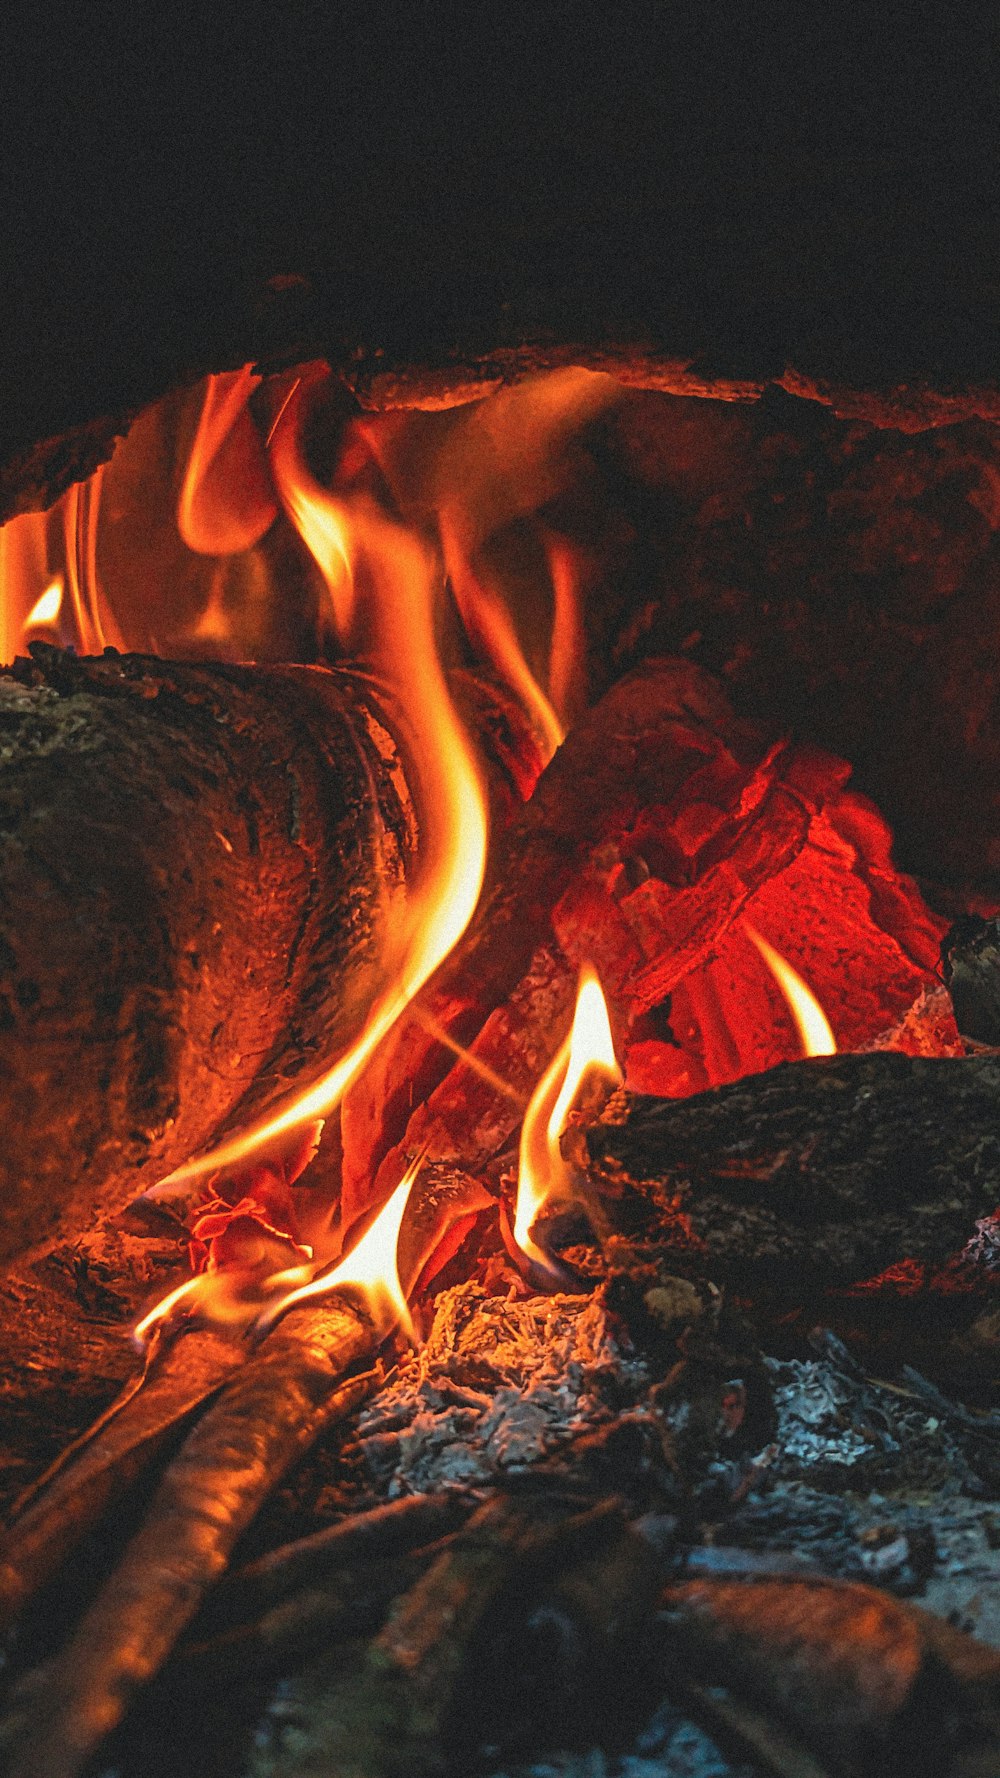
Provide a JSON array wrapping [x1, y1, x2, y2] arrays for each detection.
[[4, 1298, 381, 1778], [196, 1491, 472, 1633], [0, 1324, 243, 1638], [589, 1054, 1000, 1290]]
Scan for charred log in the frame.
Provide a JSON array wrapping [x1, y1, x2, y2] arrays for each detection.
[[0, 645, 535, 1269], [588, 1055, 1000, 1292]]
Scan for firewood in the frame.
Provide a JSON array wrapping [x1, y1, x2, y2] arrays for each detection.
[[658, 1574, 1000, 1778], [0, 646, 532, 1270], [196, 1492, 469, 1633], [0, 1323, 242, 1638], [247, 1491, 665, 1778], [3, 1299, 381, 1778], [587, 1054, 1000, 1291]]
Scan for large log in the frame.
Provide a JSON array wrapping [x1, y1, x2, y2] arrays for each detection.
[[0, 643, 418, 1267]]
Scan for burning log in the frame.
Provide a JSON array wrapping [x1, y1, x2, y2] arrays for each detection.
[[2, 1298, 381, 1778], [0, 643, 533, 1270], [587, 1055, 1000, 1291]]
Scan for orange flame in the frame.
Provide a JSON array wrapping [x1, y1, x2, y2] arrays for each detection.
[[440, 507, 565, 762], [24, 577, 64, 638], [159, 371, 489, 1189], [177, 366, 278, 556], [255, 1151, 421, 1341], [744, 922, 837, 1057], [513, 965, 622, 1275]]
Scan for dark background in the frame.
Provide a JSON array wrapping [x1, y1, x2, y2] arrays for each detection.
[[1, 4, 998, 461]]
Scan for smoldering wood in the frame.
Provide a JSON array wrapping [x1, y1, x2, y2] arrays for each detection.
[[3, 1300, 379, 1778], [587, 1055, 1000, 1291]]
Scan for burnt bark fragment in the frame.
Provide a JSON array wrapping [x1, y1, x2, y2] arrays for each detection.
[[588, 1055, 1000, 1290], [943, 916, 1000, 1045]]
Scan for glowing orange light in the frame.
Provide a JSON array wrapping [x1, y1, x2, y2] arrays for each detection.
[[744, 922, 837, 1057], [25, 578, 64, 634], [545, 533, 585, 733], [160, 371, 489, 1189], [177, 365, 278, 556], [257, 1152, 421, 1340], [514, 965, 622, 1274], [0, 508, 52, 664]]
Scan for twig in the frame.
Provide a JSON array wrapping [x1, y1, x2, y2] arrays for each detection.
[[4, 1299, 381, 1778], [0, 1325, 243, 1636]]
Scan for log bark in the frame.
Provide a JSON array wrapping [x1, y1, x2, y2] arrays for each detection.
[[588, 1055, 1000, 1291], [0, 646, 532, 1269]]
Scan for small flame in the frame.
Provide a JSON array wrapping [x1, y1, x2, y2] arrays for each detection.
[[177, 366, 278, 556], [744, 922, 837, 1057], [25, 578, 64, 635], [513, 965, 622, 1275], [257, 1152, 421, 1340], [545, 533, 585, 734]]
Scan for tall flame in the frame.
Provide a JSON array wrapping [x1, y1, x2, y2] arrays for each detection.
[[513, 965, 622, 1274], [743, 922, 837, 1057], [161, 372, 489, 1188]]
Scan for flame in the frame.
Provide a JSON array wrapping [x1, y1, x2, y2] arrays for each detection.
[[177, 366, 278, 555], [743, 922, 837, 1057], [440, 507, 564, 762], [513, 965, 622, 1274], [0, 509, 55, 662], [255, 1151, 420, 1340], [545, 533, 585, 734], [24, 577, 64, 636], [160, 370, 489, 1188]]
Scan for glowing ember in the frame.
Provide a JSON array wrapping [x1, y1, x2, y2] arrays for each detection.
[[256, 1152, 422, 1340], [744, 922, 837, 1057], [514, 964, 622, 1275]]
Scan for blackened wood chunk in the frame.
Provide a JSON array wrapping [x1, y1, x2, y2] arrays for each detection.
[[942, 916, 1000, 1046], [589, 1055, 1000, 1289]]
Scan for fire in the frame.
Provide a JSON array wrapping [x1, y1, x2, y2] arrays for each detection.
[[177, 366, 278, 556], [255, 1152, 421, 1341], [743, 922, 837, 1057], [513, 964, 622, 1274], [24, 578, 64, 636], [160, 368, 489, 1186]]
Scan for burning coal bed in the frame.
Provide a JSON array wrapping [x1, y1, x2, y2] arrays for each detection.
[[1, 365, 1000, 1778]]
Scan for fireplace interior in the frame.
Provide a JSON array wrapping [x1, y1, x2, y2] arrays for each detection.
[[3, 11, 1000, 1778]]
